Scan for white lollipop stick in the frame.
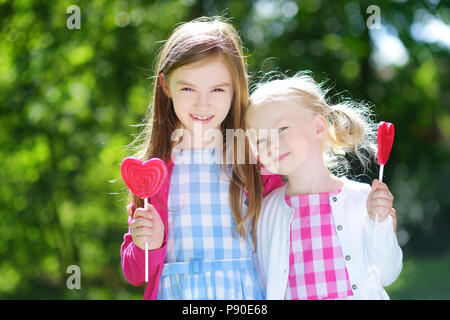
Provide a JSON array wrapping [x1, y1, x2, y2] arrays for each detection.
[[373, 165, 384, 248], [378, 164, 384, 182], [144, 197, 149, 283]]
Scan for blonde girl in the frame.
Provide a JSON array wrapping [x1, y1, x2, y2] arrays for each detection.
[[120, 17, 283, 300], [247, 73, 402, 300]]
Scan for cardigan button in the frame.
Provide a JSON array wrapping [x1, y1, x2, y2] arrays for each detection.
[[352, 284, 357, 290], [332, 196, 337, 202], [345, 255, 351, 261], [337, 225, 343, 231]]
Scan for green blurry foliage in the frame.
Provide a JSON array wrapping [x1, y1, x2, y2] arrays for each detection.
[[0, 0, 449, 299]]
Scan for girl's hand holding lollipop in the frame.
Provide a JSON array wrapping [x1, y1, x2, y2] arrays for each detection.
[[372, 121, 395, 247], [366, 179, 394, 223], [121, 157, 168, 282], [130, 203, 164, 251]]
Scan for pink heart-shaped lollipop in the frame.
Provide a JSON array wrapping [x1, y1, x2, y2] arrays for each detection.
[[377, 121, 395, 165], [120, 157, 168, 199]]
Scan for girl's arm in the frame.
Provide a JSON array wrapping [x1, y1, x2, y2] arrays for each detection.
[[366, 214, 403, 286], [120, 204, 167, 286], [365, 182, 403, 286]]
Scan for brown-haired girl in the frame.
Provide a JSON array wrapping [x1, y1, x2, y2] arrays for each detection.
[[120, 17, 283, 300], [247, 72, 402, 299]]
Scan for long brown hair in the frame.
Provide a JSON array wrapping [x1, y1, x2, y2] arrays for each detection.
[[128, 16, 264, 248]]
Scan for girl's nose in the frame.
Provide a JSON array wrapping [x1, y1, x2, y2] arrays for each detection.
[[194, 94, 210, 111]]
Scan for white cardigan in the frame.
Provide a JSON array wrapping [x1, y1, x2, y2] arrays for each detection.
[[255, 177, 403, 300]]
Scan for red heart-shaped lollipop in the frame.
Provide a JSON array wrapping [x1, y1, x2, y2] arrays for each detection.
[[120, 157, 168, 199], [377, 121, 395, 165]]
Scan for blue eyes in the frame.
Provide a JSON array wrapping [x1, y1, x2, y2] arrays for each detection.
[[180, 88, 225, 92], [257, 127, 288, 145]]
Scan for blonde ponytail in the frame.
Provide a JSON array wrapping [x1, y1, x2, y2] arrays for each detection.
[[326, 100, 377, 175], [328, 103, 366, 153]]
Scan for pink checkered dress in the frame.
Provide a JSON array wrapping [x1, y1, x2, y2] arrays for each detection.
[[284, 190, 354, 300]]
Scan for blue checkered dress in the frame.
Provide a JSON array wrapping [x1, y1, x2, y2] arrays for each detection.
[[157, 148, 263, 300]]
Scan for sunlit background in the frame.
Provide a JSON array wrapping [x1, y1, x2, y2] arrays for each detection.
[[1, 0, 449, 299]]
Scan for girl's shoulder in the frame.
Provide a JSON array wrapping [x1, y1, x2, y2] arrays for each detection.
[[261, 185, 290, 214], [258, 185, 291, 229], [262, 174, 285, 197], [339, 176, 372, 199]]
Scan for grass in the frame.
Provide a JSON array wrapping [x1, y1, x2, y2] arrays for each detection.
[[385, 250, 450, 300]]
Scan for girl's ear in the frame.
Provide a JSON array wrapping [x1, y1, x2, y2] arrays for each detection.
[[313, 114, 328, 140], [159, 72, 171, 98]]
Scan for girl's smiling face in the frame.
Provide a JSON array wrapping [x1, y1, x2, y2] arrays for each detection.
[[247, 100, 323, 175], [164, 54, 234, 143]]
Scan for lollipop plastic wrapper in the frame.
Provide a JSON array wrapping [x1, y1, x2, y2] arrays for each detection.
[[374, 121, 395, 248], [121, 157, 168, 282]]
